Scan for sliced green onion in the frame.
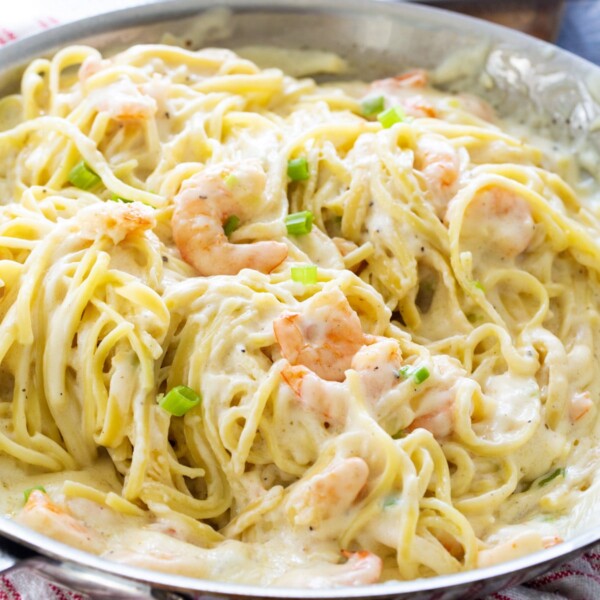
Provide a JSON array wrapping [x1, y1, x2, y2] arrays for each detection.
[[23, 485, 46, 503], [397, 366, 413, 379], [392, 429, 407, 440], [538, 468, 565, 487], [159, 385, 201, 417], [109, 193, 133, 203], [291, 265, 318, 285], [378, 106, 406, 129], [397, 365, 429, 384], [68, 161, 101, 190], [287, 157, 310, 182], [223, 215, 240, 237], [285, 211, 313, 236], [473, 280, 485, 292], [361, 95, 385, 117], [413, 366, 430, 384], [383, 496, 398, 508], [224, 173, 238, 188]]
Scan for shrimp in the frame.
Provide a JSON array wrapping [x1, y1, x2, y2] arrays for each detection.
[[78, 200, 156, 244], [351, 339, 403, 401], [89, 79, 157, 121], [279, 551, 382, 588], [78, 55, 110, 82], [414, 134, 461, 218], [373, 69, 429, 90], [569, 391, 594, 422], [287, 457, 369, 526], [281, 363, 348, 426], [409, 388, 454, 438], [15, 490, 104, 553], [456, 93, 496, 122], [172, 161, 288, 276], [477, 531, 557, 568], [369, 69, 437, 119], [408, 356, 463, 438], [462, 186, 535, 258], [273, 288, 367, 382], [279, 340, 403, 425]]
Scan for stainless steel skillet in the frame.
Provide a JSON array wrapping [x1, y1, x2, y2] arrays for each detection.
[[1, 1, 600, 598]]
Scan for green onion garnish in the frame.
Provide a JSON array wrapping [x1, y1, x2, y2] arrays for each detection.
[[361, 95, 385, 117], [538, 468, 565, 487], [291, 265, 318, 285], [223, 215, 240, 237], [397, 366, 413, 379], [378, 106, 406, 129], [23, 485, 46, 503], [473, 280, 485, 292], [287, 157, 310, 182], [285, 211, 313, 236], [397, 365, 429, 384], [68, 161, 101, 190], [109, 193, 133, 203], [383, 496, 398, 508], [224, 173, 238, 188], [413, 366, 430, 384], [392, 429, 407, 440], [159, 385, 201, 417]]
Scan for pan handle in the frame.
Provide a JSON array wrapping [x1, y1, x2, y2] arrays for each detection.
[[0, 539, 186, 600]]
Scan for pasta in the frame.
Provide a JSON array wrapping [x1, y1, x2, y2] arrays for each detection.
[[0, 41, 598, 588]]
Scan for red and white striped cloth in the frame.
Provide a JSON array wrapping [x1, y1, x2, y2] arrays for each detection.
[[1, 549, 600, 600], [1, 1, 599, 599]]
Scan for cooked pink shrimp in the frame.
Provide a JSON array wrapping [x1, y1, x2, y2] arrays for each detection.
[[78, 201, 156, 244], [281, 363, 348, 425], [477, 531, 556, 568], [569, 391, 594, 422], [462, 186, 535, 258], [15, 490, 104, 553], [287, 457, 369, 526], [273, 288, 367, 382], [273, 550, 382, 588], [414, 134, 460, 218], [351, 339, 403, 401], [456, 93, 496, 122], [172, 161, 288, 276], [373, 69, 429, 90], [408, 356, 462, 438], [78, 55, 110, 82], [409, 388, 454, 438], [90, 79, 157, 121], [370, 69, 437, 118]]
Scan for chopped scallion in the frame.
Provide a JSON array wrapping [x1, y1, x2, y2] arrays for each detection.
[[224, 173, 238, 188], [159, 385, 201, 417], [109, 193, 133, 203], [287, 157, 310, 182], [397, 365, 429, 384], [223, 215, 240, 237], [413, 366, 430, 384], [473, 280, 485, 292], [397, 366, 413, 379], [285, 211, 313, 236], [377, 106, 406, 129], [383, 496, 398, 508], [392, 429, 407, 440], [23, 485, 46, 503], [68, 161, 101, 190], [291, 265, 318, 285], [538, 468, 565, 487], [361, 95, 385, 117]]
